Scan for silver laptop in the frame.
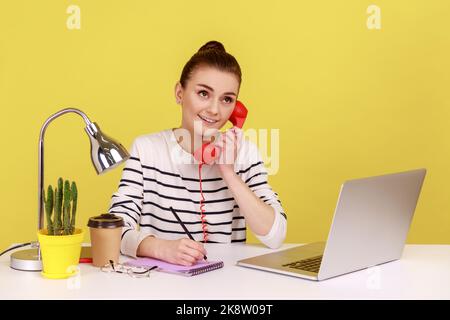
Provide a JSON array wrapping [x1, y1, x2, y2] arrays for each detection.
[[237, 168, 426, 281]]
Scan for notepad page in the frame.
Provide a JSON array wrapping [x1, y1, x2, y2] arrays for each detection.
[[124, 257, 223, 273]]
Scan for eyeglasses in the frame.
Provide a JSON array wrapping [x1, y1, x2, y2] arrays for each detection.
[[101, 260, 157, 278]]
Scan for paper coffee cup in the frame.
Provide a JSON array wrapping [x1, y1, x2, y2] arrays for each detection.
[[88, 213, 124, 267]]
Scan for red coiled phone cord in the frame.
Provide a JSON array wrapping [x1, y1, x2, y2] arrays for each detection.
[[198, 163, 208, 243]]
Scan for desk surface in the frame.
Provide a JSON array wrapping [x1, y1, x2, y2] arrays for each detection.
[[1, 243, 449, 300]]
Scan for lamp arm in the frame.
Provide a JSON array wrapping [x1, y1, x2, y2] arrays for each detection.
[[38, 108, 94, 231]]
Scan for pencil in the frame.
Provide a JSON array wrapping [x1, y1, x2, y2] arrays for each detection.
[[169, 206, 207, 260]]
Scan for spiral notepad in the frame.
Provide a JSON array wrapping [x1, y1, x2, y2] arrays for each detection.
[[124, 257, 224, 276]]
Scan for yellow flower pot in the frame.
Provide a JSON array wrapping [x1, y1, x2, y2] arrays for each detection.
[[37, 228, 85, 279]]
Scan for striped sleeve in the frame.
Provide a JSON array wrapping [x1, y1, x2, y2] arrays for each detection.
[[238, 140, 287, 249], [108, 138, 149, 258]]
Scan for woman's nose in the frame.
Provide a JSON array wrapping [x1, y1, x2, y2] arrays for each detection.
[[206, 100, 219, 115]]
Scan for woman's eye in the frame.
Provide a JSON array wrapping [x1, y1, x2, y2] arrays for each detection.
[[198, 90, 208, 97], [224, 97, 234, 103]]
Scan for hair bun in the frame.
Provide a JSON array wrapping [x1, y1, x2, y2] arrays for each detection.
[[198, 41, 226, 53]]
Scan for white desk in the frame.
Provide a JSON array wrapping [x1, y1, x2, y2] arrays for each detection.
[[1, 243, 449, 300]]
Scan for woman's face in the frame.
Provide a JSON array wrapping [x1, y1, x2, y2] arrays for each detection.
[[174, 65, 240, 140]]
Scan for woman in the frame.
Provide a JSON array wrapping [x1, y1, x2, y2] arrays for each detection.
[[109, 41, 287, 266]]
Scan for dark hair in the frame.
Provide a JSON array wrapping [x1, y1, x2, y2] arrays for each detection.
[[179, 40, 242, 88]]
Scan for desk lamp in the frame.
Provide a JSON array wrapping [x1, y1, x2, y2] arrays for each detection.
[[10, 108, 130, 271]]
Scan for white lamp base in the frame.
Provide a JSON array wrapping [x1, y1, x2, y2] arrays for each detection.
[[10, 248, 42, 271]]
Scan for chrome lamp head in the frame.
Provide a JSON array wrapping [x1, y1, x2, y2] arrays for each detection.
[[85, 122, 129, 174]]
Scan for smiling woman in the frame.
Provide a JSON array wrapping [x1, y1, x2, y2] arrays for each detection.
[[175, 66, 240, 144], [174, 41, 242, 147], [107, 41, 287, 267]]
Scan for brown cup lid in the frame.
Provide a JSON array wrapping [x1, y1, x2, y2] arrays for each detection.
[[87, 213, 124, 229]]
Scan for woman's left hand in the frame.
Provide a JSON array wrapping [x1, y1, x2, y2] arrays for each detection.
[[214, 127, 243, 176]]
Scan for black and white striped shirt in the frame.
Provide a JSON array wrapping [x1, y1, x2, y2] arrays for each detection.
[[108, 129, 287, 257]]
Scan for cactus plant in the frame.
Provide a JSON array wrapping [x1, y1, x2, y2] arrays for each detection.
[[54, 178, 63, 234], [43, 178, 78, 236], [70, 181, 77, 235], [43, 186, 54, 235]]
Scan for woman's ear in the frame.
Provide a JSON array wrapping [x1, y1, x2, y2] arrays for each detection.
[[174, 82, 183, 104]]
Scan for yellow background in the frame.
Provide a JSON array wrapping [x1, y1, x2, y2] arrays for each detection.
[[1, 1, 449, 251]]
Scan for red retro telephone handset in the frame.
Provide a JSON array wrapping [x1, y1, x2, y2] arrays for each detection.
[[193, 101, 248, 243]]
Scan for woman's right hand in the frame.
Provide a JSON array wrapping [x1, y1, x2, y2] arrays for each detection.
[[155, 238, 207, 266]]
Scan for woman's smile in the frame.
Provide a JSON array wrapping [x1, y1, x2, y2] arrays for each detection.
[[197, 114, 219, 126]]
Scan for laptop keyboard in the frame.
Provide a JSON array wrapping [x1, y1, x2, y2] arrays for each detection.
[[283, 255, 323, 273]]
